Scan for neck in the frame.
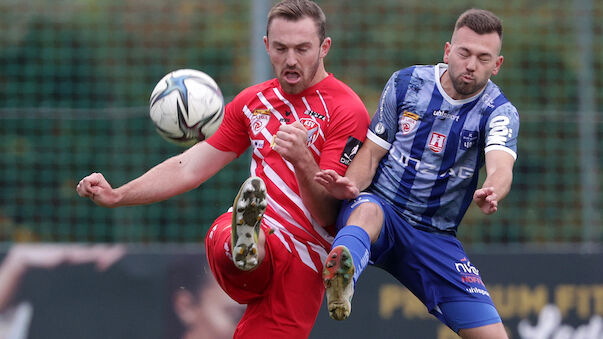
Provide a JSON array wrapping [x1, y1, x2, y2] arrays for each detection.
[[439, 70, 459, 99], [308, 63, 329, 88]]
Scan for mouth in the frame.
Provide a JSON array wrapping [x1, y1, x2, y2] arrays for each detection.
[[460, 73, 474, 82], [283, 70, 301, 85]]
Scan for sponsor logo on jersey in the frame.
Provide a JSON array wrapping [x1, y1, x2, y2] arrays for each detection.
[[300, 118, 320, 146], [432, 109, 459, 122], [304, 109, 326, 120], [390, 148, 475, 179], [340, 136, 362, 165], [455, 257, 485, 287], [487, 115, 513, 146], [251, 140, 265, 149], [460, 129, 478, 150], [250, 109, 271, 135], [455, 257, 479, 275], [428, 132, 447, 153], [400, 111, 419, 135]]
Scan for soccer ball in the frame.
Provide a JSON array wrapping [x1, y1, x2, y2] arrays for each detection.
[[149, 69, 224, 147]]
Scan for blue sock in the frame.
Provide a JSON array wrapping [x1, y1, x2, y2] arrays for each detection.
[[332, 225, 371, 285]]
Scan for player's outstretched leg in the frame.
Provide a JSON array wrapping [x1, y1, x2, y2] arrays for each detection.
[[231, 176, 267, 271], [323, 245, 355, 320]]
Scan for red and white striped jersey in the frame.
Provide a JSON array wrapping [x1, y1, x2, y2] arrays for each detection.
[[207, 74, 369, 269]]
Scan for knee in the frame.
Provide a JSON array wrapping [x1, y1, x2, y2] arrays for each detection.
[[348, 202, 383, 223], [347, 203, 383, 242]]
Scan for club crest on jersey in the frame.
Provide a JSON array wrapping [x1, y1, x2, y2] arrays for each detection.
[[428, 132, 447, 153], [300, 118, 320, 146], [250, 109, 271, 135], [400, 111, 419, 135]]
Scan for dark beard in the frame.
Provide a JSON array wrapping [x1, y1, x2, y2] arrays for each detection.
[[452, 76, 488, 97]]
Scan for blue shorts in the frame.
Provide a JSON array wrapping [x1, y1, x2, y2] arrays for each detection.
[[336, 193, 501, 332]]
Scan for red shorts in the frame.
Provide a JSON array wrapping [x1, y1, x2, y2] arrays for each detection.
[[205, 212, 325, 339]]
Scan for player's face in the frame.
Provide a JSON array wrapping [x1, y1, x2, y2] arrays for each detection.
[[443, 26, 504, 99], [265, 16, 331, 95]]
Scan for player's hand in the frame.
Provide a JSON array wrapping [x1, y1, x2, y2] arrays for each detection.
[[473, 186, 498, 215], [271, 121, 312, 165], [76, 172, 119, 207], [314, 169, 359, 200]]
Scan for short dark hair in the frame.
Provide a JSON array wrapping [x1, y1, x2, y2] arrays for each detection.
[[267, 0, 327, 43], [455, 9, 503, 40]]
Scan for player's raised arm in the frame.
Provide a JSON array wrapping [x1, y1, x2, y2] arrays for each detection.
[[76, 141, 236, 208]]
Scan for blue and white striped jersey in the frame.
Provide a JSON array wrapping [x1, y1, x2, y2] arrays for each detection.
[[367, 63, 519, 233]]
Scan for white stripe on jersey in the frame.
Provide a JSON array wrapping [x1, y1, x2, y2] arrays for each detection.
[[307, 241, 328, 265], [272, 88, 301, 122], [258, 91, 287, 125], [262, 165, 314, 230], [264, 186, 313, 239], [316, 90, 330, 122], [291, 234, 318, 272], [264, 216, 292, 252], [367, 130, 392, 150], [264, 162, 334, 243], [265, 216, 324, 273], [485, 145, 517, 160]]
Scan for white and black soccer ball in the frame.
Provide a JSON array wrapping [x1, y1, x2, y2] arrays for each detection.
[[149, 69, 224, 147]]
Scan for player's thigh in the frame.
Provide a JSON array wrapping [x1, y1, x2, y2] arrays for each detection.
[[205, 212, 272, 303], [459, 322, 508, 339], [438, 301, 505, 337]]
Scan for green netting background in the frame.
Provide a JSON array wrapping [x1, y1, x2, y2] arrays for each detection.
[[0, 0, 601, 245]]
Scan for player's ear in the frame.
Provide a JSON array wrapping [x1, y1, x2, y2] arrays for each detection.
[[443, 42, 451, 63], [320, 37, 331, 58], [492, 55, 504, 76], [264, 36, 269, 52]]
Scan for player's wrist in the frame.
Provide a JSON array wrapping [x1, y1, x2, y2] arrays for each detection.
[[103, 188, 124, 208], [291, 149, 316, 170]]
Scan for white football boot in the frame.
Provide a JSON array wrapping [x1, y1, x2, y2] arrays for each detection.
[[231, 176, 267, 271]]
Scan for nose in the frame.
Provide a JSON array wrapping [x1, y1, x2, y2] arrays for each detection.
[[466, 56, 477, 71], [286, 50, 297, 67]]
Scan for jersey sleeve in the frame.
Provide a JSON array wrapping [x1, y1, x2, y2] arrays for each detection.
[[319, 95, 370, 176], [484, 102, 520, 159], [366, 71, 400, 150], [206, 94, 251, 156]]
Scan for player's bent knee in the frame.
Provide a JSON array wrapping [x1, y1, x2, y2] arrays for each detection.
[[346, 202, 384, 242], [347, 202, 383, 223]]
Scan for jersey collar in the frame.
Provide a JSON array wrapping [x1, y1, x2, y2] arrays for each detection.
[[435, 63, 488, 105]]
